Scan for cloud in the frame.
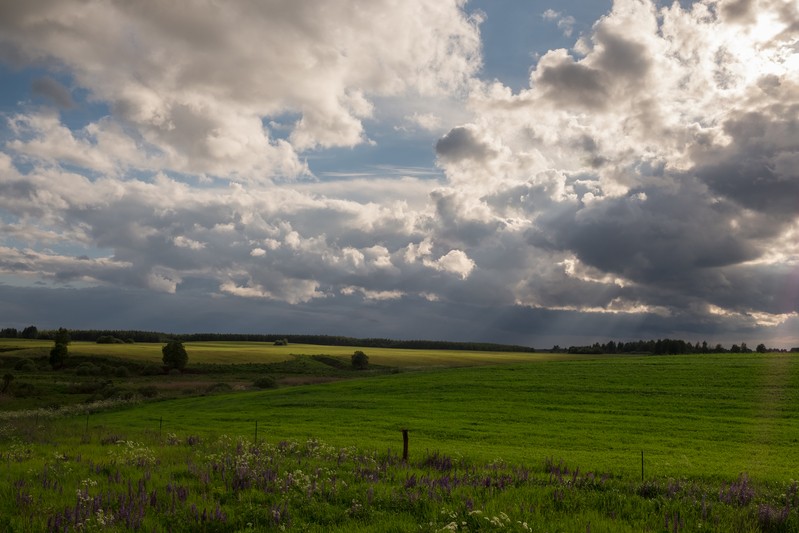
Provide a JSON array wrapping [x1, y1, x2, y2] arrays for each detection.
[[435, 125, 498, 163], [404, 112, 443, 132], [30, 77, 74, 108], [1, 0, 798, 346], [542, 9, 576, 37], [430, 0, 799, 337], [0, 0, 482, 180]]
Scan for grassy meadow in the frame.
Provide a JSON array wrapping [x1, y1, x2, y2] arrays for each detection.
[[1, 339, 798, 531]]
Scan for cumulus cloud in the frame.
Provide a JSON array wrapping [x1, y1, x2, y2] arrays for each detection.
[[431, 0, 799, 334], [0, 0, 481, 181], [1, 0, 798, 346]]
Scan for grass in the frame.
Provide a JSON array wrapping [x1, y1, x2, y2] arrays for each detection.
[[2, 341, 798, 531], [79, 353, 799, 483]]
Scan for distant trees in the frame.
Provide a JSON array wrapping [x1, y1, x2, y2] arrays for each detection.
[[162, 340, 189, 370], [0, 328, 18, 338], [21, 325, 38, 339], [351, 350, 369, 370], [564, 338, 786, 355], [49, 327, 71, 369]]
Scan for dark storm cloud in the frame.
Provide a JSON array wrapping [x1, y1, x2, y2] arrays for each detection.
[[693, 109, 799, 218], [435, 125, 496, 162], [31, 77, 75, 108], [530, 181, 768, 291]]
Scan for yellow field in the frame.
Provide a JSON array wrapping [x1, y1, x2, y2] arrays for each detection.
[[0, 338, 597, 368]]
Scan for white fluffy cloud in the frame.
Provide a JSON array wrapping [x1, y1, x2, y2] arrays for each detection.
[[431, 0, 799, 330], [1, 0, 798, 345], [0, 0, 481, 181]]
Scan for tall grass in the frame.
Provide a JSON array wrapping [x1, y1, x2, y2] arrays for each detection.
[[1, 420, 795, 532]]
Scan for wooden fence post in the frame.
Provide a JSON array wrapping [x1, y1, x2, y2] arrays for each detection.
[[402, 429, 409, 463]]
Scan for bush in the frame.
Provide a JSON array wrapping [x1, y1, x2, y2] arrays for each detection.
[[2, 373, 13, 393], [88, 385, 122, 402], [351, 350, 369, 370], [14, 359, 36, 372], [253, 376, 277, 389], [114, 366, 129, 378], [76, 363, 100, 376], [205, 382, 233, 394]]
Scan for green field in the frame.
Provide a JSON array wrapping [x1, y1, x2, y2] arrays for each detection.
[[2, 342, 798, 531], [85, 352, 799, 482]]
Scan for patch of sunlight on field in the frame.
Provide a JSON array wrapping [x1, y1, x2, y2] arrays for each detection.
[[1, 337, 626, 366]]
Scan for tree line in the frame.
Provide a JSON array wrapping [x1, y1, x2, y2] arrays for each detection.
[[558, 339, 791, 355]]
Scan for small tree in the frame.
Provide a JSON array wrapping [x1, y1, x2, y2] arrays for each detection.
[[54, 327, 71, 346], [162, 340, 189, 370], [351, 350, 369, 370], [49, 343, 68, 368], [48, 327, 71, 369]]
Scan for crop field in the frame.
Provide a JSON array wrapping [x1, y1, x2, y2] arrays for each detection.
[[0, 338, 570, 367], [1, 343, 798, 531]]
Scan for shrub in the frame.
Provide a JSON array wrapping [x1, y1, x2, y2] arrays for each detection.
[[351, 350, 369, 370], [205, 382, 233, 394], [76, 363, 100, 376], [2, 373, 13, 393], [253, 376, 277, 389], [14, 359, 36, 372], [88, 385, 122, 402], [114, 366, 129, 378]]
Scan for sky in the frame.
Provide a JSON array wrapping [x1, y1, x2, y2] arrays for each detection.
[[1, 0, 798, 348]]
